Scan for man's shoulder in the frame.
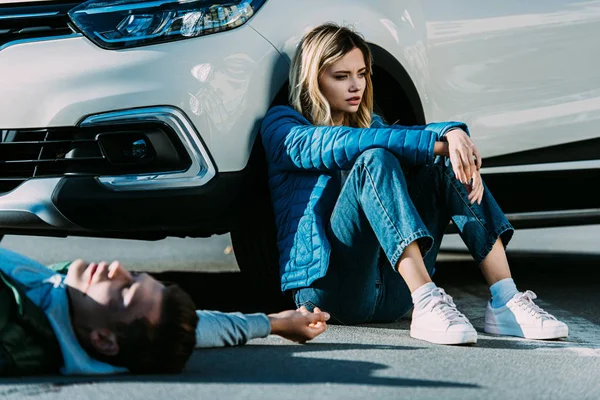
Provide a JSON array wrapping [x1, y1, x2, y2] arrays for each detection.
[[47, 261, 72, 275], [0, 248, 62, 282]]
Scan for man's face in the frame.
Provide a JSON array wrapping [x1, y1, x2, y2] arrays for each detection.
[[65, 259, 164, 328]]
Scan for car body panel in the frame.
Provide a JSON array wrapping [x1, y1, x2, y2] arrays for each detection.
[[423, 0, 600, 158], [251, 0, 600, 161], [0, 25, 283, 172], [0, 0, 598, 240]]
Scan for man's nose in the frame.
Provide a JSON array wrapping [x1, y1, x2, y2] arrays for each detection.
[[108, 261, 131, 281]]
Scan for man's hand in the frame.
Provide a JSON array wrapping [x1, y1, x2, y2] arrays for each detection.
[[445, 128, 482, 185], [268, 306, 330, 343]]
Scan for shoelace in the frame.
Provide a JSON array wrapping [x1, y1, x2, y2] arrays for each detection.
[[426, 288, 469, 325], [514, 290, 556, 320]]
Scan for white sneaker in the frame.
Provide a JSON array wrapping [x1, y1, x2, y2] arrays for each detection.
[[410, 287, 477, 345], [484, 290, 568, 340]]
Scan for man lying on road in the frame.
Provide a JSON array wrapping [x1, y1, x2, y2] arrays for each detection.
[[0, 248, 329, 376]]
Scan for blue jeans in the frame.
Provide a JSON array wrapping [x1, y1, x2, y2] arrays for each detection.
[[293, 148, 514, 325]]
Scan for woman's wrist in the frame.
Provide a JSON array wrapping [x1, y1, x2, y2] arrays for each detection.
[[434, 141, 449, 157]]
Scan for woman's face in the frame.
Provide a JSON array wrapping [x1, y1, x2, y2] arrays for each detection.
[[318, 47, 367, 125]]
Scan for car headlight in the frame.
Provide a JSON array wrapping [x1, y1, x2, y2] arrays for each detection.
[[68, 0, 266, 50]]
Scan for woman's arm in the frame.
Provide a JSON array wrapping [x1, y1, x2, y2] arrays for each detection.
[[371, 114, 470, 140], [374, 114, 482, 186], [260, 106, 472, 173], [434, 141, 449, 157], [262, 118, 438, 172]]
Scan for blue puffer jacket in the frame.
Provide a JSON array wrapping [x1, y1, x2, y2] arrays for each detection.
[[260, 105, 468, 292]]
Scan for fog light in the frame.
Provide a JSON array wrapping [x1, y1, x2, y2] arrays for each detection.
[[128, 139, 149, 159], [98, 132, 155, 164]]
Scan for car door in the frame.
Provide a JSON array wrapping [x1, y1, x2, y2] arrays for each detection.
[[423, 0, 600, 160]]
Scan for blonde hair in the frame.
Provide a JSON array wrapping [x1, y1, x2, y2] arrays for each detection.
[[289, 23, 373, 128]]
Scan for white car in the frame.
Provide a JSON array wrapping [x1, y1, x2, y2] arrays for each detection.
[[1, 0, 598, 280]]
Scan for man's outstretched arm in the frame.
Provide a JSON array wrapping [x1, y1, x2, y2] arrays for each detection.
[[46, 260, 330, 348], [195, 306, 330, 348]]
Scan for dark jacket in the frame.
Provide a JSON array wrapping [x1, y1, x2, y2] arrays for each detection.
[[0, 269, 63, 375], [0, 251, 127, 375]]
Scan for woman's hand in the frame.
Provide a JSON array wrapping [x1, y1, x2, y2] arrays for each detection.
[[445, 129, 482, 185], [268, 306, 330, 343], [467, 169, 484, 205]]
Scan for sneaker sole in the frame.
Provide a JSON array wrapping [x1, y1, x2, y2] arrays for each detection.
[[484, 323, 568, 340], [410, 327, 477, 345]]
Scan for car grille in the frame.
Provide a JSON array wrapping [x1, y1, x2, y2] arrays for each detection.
[[0, 1, 82, 48], [0, 125, 192, 195], [0, 128, 103, 193]]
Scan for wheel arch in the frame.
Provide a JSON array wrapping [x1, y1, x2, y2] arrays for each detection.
[[267, 43, 427, 127]]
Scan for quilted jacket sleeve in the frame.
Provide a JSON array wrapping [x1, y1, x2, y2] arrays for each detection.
[[371, 114, 470, 140], [261, 107, 469, 173]]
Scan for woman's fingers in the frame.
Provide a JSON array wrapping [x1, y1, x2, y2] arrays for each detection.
[[453, 146, 478, 184], [459, 150, 470, 183], [468, 172, 484, 204], [468, 173, 478, 203], [450, 152, 466, 183], [473, 146, 483, 170], [468, 188, 475, 203], [464, 147, 479, 181], [446, 129, 483, 181]]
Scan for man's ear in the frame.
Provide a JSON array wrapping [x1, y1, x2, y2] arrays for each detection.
[[89, 329, 119, 356]]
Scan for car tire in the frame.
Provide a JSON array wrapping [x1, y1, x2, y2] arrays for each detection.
[[229, 141, 281, 291]]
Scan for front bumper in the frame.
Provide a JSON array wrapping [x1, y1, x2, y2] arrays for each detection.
[[0, 169, 253, 239], [0, 23, 282, 173], [0, 7, 284, 238], [0, 104, 235, 237]]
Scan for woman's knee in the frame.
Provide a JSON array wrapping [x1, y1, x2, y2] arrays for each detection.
[[356, 148, 398, 167]]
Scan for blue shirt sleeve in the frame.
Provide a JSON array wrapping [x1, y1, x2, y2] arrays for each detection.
[[194, 310, 271, 348]]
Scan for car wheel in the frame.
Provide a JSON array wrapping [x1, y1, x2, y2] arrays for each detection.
[[229, 141, 281, 291]]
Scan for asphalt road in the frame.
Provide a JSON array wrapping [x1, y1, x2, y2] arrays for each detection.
[[0, 230, 599, 400]]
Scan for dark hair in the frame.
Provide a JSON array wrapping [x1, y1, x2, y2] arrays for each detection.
[[92, 283, 198, 374]]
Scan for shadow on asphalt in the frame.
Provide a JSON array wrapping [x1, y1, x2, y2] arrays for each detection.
[[149, 270, 296, 314], [151, 251, 600, 318], [434, 250, 600, 326], [473, 336, 571, 350], [0, 343, 480, 393]]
